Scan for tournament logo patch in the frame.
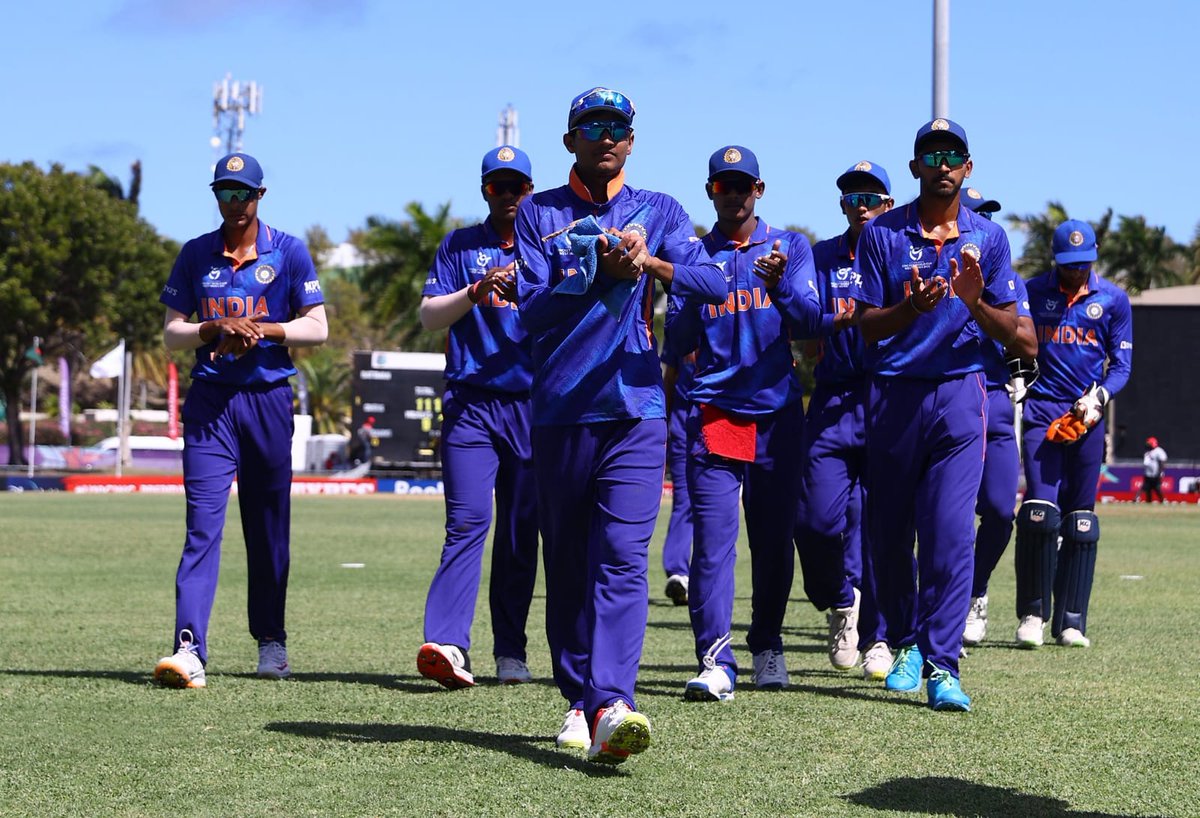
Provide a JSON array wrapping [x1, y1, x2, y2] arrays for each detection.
[[836, 267, 851, 281], [623, 222, 648, 240], [966, 187, 982, 200], [476, 251, 490, 269], [908, 245, 924, 262], [961, 243, 981, 261], [254, 264, 276, 285], [854, 161, 873, 172], [1086, 302, 1104, 320], [208, 268, 222, 279], [931, 118, 949, 131], [723, 148, 742, 164], [1045, 299, 1059, 311], [226, 156, 245, 172], [497, 147, 515, 162], [1069, 230, 1085, 247]]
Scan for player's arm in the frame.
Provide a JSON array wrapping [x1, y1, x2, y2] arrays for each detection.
[[857, 266, 946, 343], [757, 235, 823, 338], [1099, 293, 1133, 397], [662, 362, 678, 416], [1006, 315, 1037, 360], [163, 307, 268, 351], [651, 202, 727, 304], [949, 253, 1017, 345], [420, 265, 516, 331], [515, 201, 598, 333]]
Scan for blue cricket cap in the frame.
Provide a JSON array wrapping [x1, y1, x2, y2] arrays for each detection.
[[962, 187, 1001, 215], [568, 87, 635, 129], [211, 152, 263, 188], [836, 160, 891, 194], [1053, 219, 1099, 264], [913, 118, 969, 155], [482, 145, 532, 181], [708, 145, 759, 180]]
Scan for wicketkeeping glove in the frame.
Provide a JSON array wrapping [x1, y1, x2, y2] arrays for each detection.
[[1072, 382, 1110, 429], [1005, 357, 1040, 404], [1046, 413, 1088, 444]]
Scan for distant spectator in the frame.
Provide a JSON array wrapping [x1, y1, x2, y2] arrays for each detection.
[[352, 416, 376, 466], [1141, 437, 1167, 503]]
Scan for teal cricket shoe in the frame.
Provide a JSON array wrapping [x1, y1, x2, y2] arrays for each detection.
[[884, 644, 923, 692], [927, 667, 971, 712]]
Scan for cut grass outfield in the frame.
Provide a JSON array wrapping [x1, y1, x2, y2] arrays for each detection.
[[0, 495, 1197, 818]]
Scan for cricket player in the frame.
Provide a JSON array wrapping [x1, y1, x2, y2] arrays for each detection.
[[1014, 220, 1132, 649], [666, 146, 822, 702], [796, 161, 894, 680], [415, 146, 540, 690], [960, 190, 1039, 648], [514, 87, 725, 764], [660, 350, 697, 606], [154, 152, 328, 688], [849, 119, 1018, 712]]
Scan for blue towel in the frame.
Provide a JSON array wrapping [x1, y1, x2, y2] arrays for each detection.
[[557, 215, 618, 295]]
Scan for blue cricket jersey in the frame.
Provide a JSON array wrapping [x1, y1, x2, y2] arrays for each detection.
[[811, 231, 866, 385], [515, 169, 726, 426], [1025, 268, 1133, 400], [982, 274, 1032, 387], [665, 219, 822, 415], [660, 348, 697, 407], [422, 219, 532, 394], [161, 222, 323, 386], [849, 200, 1017, 380]]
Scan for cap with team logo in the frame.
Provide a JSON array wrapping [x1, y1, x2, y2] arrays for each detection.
[[913, 118, 969, 155], [567, 87, 636, 128], [481, 145, 532, 181], [211, 153, 263, 188], [1053, 219, 1098, 264], [962, 187, 1001, 215], [708, 145, 759, 180], [836, 160, 891, 194]]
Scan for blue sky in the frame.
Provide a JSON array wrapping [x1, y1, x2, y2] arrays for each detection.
[[4, 1, 1197, 260]]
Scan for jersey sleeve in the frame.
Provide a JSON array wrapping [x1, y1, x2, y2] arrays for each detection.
[[981, 229, 1017, 307], [160, 242, 198, 317], [423, 233, 461, 298], [287, 238, 323, 314], [515, 200, 597, 334], [769, 233, 823, 338], [663, 292, 702, 359], [655, 197, 726, 304], [1101, 290, 1134, 397], [848, 226, 885, 308]]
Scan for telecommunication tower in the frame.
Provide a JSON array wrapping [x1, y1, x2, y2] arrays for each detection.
[[496, 104, 519, 148], [211, 73, 263, 156]]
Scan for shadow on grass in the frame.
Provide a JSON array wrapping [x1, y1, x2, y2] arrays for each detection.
[[0, 668, 149, 686], [265, 720, 623, 776], [846, 776, 1168, 817]]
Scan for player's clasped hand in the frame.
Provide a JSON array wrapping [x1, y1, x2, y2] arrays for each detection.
[[908, 265, 948, 313], [752, 240, 787, 288], [598, 231, 649, 280], [949, 253, 984, 306], [207, 313, 267, 359], [472, 263, 517, 302]]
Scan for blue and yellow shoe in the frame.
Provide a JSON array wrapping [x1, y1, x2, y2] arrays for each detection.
[[927, 667, 971, 712], [884, 644, 923, 692]]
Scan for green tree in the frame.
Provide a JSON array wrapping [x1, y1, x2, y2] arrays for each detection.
[[355, 202, 460, 351], [1006, 203, 1113, 279], [295, 347, 352, 434], [1099, 215, 1184, 294], [0, 162, 175, 464]]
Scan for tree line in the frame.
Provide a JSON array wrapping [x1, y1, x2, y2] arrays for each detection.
[[2, 161, 1196, 465]]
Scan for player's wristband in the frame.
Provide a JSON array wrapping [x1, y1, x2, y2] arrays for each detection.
[[908, 293, 932, 315], [467, 281, 483, 304]]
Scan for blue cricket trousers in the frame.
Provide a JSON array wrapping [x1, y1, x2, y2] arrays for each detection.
[[661, 398, 693, 579], [423, 384, 539, 660], [173, 379, 295, 665], [533, 418, 666, 719], [972, 386, 1019, 598]]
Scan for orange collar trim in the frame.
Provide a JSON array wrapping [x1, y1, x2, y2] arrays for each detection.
[[569, 167, 625, 204]]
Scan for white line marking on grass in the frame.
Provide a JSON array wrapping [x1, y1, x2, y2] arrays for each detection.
[[340, 563, 366, 568]]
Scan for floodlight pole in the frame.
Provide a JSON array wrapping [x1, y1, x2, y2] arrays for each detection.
[[933, 0, 950, 118]]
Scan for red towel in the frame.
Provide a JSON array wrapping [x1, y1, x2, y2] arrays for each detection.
[[700, 404, 757, 462]]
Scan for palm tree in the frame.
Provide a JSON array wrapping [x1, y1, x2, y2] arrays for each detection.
[[1100, 215, 1184, 294], [295, 347, 352, 434], [355, 202, 460, 351]]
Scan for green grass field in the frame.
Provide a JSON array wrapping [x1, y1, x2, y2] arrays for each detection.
[[0, 495, 1197, 817]]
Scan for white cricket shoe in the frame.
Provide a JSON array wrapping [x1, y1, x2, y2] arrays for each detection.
[[1016, 615, 1045, 648], [1057, 628, 1091, 648], [257, 640, 291, 679], [154, 629, 206, 689], [861, 641, 893, 682], [496, 656, 532, 684], [588, 700, 651, 765], [828, 588, 862, 670], [751, 649, 789, 690], [665, 574, 689, 606], [684, 664, 735, 702], [556, 708, 590, 751], [963, 595, 989, 646]]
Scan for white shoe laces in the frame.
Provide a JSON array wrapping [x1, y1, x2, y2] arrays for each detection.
[[700, 633, 733, 671]]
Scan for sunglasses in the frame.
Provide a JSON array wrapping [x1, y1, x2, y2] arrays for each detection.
[[709, 178, 758, 195], [569, 88, 636, 123], [574, 122, 632, 142], [841, 192, 891, 209], [918, 150, 969, 169], [213, 188, 258, 203], [484, 180, 532, 197], [1059, 262, 1093, 271]]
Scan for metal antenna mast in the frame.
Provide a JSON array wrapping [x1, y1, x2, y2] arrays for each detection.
[[212, 73, 263, 155], [496, 104, 519, 147]]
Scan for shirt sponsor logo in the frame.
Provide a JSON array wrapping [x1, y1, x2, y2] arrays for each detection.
[[1120, 340, 1133, 350], [304, 280, 322, 294]]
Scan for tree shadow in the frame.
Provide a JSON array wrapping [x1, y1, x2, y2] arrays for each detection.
[[265, 720, 622, 776], [846, 776, 1168, 817]]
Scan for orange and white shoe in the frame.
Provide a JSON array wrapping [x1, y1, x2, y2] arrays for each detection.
[[588, 700, 651, 765], [417, 642, 475, 690], [154, 629, 206, 689]]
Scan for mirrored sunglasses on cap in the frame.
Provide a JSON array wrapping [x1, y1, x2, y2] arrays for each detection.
[[841, 192, 891, 209], [569, 88, 635, 124]]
